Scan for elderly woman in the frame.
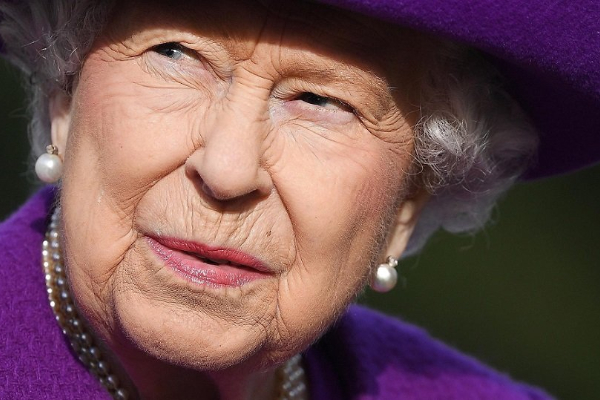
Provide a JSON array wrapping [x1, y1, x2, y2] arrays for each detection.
[[0, 0, 598, 399]]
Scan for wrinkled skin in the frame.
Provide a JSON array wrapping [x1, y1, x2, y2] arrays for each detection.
[[51, 0, 432, 398]]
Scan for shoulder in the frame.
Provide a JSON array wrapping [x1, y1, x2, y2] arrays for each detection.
[[0, 186, 54, 266], [0, 187, 55, 317], [0, 187, 108, 399], [0, 187, 54, 322], [309, 305, 553, 400]]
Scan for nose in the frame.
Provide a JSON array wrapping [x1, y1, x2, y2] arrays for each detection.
[[185, 106, 273, 202]]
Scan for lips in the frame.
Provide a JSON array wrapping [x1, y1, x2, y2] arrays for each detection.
[[146, 236, 273, 287]]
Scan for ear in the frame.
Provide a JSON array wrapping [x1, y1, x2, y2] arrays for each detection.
[[49, 91, 72, 155], [384, 188, 430, 258]]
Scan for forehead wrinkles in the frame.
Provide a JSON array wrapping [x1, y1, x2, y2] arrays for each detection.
[[114, 0, 403, 63], [105, 0, 418, 109], [211, 2, 385, 69], [113, 0, 271, 57]]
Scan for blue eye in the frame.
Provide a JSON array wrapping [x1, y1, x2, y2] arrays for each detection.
[[153, 42, 186, 60]]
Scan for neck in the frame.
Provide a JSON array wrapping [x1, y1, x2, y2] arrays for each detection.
[[110, 341, 279, 400]]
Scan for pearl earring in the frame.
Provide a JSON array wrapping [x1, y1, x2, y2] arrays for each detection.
[[35, 145, 63, 183], [370, 256, 399, 293]]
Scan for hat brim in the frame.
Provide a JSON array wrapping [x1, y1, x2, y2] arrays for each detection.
[[2, 0, 599, 179]]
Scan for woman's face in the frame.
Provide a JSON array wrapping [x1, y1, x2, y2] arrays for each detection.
[[54, 0, 429, 375]]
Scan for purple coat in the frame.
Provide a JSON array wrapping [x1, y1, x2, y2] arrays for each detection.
[[0, 188, 552, 399]]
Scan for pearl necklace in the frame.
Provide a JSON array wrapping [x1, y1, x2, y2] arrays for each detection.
[[43, 208, 308, 400]]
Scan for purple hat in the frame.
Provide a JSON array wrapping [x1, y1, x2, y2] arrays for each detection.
[[318, 0, 600, 179], [1, 0, 599, 179]]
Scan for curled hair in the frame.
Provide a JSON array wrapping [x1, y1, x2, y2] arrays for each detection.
[[404, 45, 538, 255], [0, 0, 114, 157], [0, 1, 538, 255]]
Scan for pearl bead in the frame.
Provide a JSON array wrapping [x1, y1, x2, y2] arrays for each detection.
[[371, 264, 398, 292], [89, 346, 101, 360], [79, 332, 92, 345], [97, 361, 109, 374], [35, 153, 63, 183], [106, 374, 119, 389]]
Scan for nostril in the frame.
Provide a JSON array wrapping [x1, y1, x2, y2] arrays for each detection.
[[193, 172, 236, 201], [184, 163, 220, 200], [186, 169, 220, 200], [200, 181, 218, 199]]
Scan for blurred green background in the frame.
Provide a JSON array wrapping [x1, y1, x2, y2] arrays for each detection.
[[1, 58, 599, 399]]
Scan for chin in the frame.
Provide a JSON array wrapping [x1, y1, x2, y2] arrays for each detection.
[[101, 245, 284, 372], [110, 286, 274, 370]]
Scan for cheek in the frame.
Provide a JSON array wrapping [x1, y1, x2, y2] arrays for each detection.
[[66, 59, 207, 208], [59, 57, 210, 326], [273, 123, 401, 259], [268, 131, 405, 347]]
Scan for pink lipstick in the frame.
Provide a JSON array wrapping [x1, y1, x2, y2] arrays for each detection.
[[146, 236, 272, 288]]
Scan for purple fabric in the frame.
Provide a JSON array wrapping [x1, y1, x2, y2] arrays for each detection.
[[2, 0, 599, 179], [305, 307, 553, 400], [0, 187, 109, 399], [1, 189, 554, 399]]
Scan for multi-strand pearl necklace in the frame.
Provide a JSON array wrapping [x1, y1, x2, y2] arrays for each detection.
[[43, 208, 308, 400]]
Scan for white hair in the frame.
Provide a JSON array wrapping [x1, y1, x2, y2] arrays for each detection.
[[0, 0, 114, 157], [404, 45, 538, 255], [0, 0, 538, 255]]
